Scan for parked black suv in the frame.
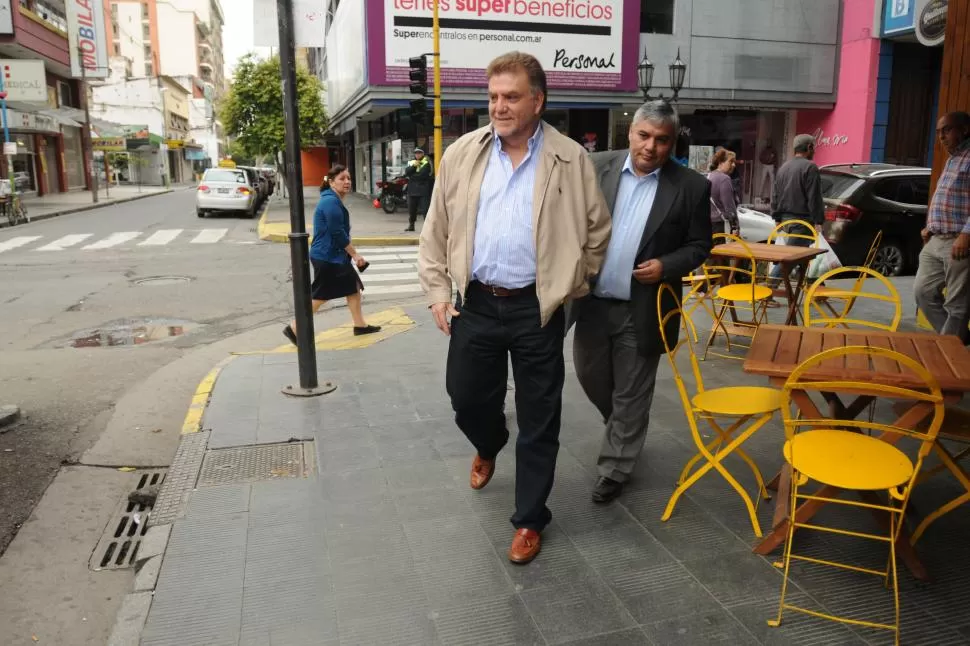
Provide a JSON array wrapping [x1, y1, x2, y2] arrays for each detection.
[[819, 163, 930, 276]]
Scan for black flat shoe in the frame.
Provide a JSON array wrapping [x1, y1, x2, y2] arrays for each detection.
[[592, 477, 623, 504], [282, 325, 297, 346], [353, 325, 382, 336]]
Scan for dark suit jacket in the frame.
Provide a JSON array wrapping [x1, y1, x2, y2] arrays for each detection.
[[574, 151, 712, 356]]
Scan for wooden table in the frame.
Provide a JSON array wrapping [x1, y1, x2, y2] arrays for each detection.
[[743, 325, 970, 581], [711, 242, 826, 327]]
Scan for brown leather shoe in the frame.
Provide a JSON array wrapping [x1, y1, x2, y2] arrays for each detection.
[[470, 455, 495, 490], [508, 528, 541, 564]]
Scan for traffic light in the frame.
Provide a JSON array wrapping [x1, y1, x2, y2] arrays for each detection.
[[409, 55, 428, 96], [409, 98, 427, 126]]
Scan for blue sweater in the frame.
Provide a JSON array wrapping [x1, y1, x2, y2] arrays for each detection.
[[309, 189, 351, 263]]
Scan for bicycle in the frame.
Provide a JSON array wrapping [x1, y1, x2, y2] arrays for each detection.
[[3, 186, 27, 227]]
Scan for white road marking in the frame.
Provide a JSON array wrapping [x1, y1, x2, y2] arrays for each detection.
[[36, 234, 93, 251], [362, 283, 423, 295], [190, 228, 228, 244], [83, 232, 141, 250], [139, 229, 183, 246], [358, 272, 419, 283], [356, 245, 419, 254], [0, 236, 41, 253]]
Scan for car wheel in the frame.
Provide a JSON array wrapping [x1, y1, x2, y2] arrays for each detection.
[[196, 209, 205, 218], [871, 240, 906, 277]]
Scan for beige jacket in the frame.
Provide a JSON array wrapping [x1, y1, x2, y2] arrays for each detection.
[[418, 122, 612, 326]]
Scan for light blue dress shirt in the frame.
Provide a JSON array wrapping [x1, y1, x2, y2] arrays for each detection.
[[471, 125, 544, 289], [594, 155, 661, 301]]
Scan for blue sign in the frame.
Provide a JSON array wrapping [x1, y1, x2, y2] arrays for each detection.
[[884, 0, 916, 35]]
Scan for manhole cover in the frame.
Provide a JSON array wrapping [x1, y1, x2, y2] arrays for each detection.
[[133, 276, 193, 286], [90, 469, 166, 571], [57, 318, 202, 348], [198, 441, 314, 486]]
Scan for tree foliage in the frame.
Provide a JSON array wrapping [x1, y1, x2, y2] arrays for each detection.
[[219, 54, 328, 164]]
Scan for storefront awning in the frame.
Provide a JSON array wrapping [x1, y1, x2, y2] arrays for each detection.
[[36, 107, 85, 128]]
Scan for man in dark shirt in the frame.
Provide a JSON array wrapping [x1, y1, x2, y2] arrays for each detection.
[[768, 134, 824, 286], [404, 148, 432, 232]]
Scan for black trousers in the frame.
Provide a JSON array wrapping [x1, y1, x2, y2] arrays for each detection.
[[408, 194, 429, 226], [446, 283, 566, 532]]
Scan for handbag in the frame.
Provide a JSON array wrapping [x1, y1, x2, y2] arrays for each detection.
[[806, 235, 843, 280]]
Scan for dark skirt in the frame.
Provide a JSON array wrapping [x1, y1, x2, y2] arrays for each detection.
[[310, 258, 363, 301]]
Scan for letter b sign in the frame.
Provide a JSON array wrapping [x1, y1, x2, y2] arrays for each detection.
[[79, 26, 95, 40]]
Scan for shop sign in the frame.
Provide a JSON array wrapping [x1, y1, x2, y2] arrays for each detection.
[[3, 108, 58, 133], [2, 142, 14, 156], [93, 137, 125, 152], [883, 0, 916, 35], [166, 139, 184, 149], [0, 60, 47, 103], [915, 0, 947, 46], [0, 0, 12, 35], [369, 0, 640, 91], [66, 0, 109, 79], [812, 128, 850, 148]]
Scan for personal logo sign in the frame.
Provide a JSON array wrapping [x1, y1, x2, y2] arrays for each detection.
[[915, 0, 947, 47], [378, 0, 633, 90]]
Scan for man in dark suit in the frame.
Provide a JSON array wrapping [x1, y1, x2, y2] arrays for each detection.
[[405, 148, 432, 232], [572, 100, 712, 503]]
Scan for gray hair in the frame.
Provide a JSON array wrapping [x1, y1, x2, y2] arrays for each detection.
[[632, 100, 680, 137], [793, 134, 816, 153]]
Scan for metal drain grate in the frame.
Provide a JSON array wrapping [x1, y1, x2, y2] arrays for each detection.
[[197, 441, 313, 486], [90, 469, 167, 571]]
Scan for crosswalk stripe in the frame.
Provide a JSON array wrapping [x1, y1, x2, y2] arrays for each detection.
[[363, 283, 423, 295], [360, 263, 417, 273], [0, 236, 41, 253], [191, 228, 227, 244], [139, 229, 183, 246], [360, 272, 419, 283], [362, 253, 419, 262], [83, 232, 141, 250], [36, 234, 92, 251]]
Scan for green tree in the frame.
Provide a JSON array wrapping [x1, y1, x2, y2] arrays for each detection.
[[224, 139, 255, 166], [220, 54, 327, 189]]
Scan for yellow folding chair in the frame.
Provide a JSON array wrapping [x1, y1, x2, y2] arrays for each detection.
[[703, 233, 773, 361], [657, 283, 783, 537], [682, 264, 720, 342], [769, 346, 945, 646], [812, 231, 884, 323], [803, 266, 902, 331]]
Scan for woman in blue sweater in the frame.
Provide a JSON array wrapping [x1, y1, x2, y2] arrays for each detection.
[[283, 164, 380, 344]]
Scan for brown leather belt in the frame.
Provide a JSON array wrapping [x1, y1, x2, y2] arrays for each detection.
[[474, 281, 535, 297]]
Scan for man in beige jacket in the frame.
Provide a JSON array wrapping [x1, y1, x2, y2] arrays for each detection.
[[418, 51, 611, 564]]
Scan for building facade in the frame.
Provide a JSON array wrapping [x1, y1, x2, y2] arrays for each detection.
[[0, 0, 94, 195], [317, 0, 842, 205]]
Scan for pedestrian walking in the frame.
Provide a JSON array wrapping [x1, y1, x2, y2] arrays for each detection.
[[708, 148, 740, 236], [418, 51, 611, 564], [571, 100, 712, 503], [404, 148, 432, 232], [282, 164, 381, 344], [767, 134, 825, 292], [915, 111, 970, 343]]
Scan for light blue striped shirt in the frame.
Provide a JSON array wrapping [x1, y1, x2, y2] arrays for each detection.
[[471, 125, 544, 289], [594, 155, 660, 301]]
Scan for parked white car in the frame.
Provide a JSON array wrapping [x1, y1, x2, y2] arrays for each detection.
[[196, 168, 258, 218], [736, 205, 775, 243]]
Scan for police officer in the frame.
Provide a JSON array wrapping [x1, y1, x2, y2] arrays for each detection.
[[405, 148, 432, 232]]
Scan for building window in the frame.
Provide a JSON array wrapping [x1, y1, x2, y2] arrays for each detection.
[[143, 23, 150, 39], [57, 81, 73, 108], [144, 44, 152, 58], [142, 1, 149, 19], [640, 0, 674, 34], [145, 62, 153, 76], [114, 43, 120, 55], [111, 22, 118, 36]]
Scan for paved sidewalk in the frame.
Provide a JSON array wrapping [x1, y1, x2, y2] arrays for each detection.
[[0, 184, 189, 227], [258, 187, 420, 246], [128, 289, 970, 646]]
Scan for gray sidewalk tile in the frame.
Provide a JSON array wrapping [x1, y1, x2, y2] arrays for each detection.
[[727, 593, 866, 645], [559, 628, 655, 645], [683, 552, 789, 608], [184, 483, 251, 517], [240, 577, 338, 644], [641, 608, 759, 645], [520, 576, 638, 645], [393, 484, 474, 522], [433, 593, 544, 646], [497, 524, 599, 592], [604, 562, 722, 625], [643, 506, 752, 562], [570, 522, 677, 578], [164, 511, 248, 557], [319, 466, 389, 502], [338, 608, 440, 646]]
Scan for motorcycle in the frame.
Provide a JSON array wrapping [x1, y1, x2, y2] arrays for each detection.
[[374, 175, 408, 214]]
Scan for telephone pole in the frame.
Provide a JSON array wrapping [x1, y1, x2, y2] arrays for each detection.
[[432, 0, 442, 174], [79, 38, 99, 204]]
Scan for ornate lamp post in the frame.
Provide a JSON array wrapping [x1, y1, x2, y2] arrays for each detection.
[[637, 48, 688, 103]]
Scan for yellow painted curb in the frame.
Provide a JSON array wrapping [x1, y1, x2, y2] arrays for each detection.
[[234, 307, 416, 356], [181, 356, 234, 435], [353, 236, 419, 246], [258, 214, 418, 247]]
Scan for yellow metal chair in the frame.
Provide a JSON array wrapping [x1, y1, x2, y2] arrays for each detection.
[[703, 233, 774, 361], [682, 264, 720, 342], [657, 283, 783, 537], [803, 266, 902, 331], [769, 346, 945, 646], [812, 231, 883, 322]]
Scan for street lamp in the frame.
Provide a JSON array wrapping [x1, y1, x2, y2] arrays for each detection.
[[637, 48, 688, 102]]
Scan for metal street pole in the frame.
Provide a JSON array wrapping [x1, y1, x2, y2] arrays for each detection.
[[0, 67, 13, 200], [432, 0, 442, 174], [79, 38, 99, 204], [276, 0, 334, 397]]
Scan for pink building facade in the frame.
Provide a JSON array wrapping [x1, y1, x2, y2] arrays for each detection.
[[796, 0, 883, 166]]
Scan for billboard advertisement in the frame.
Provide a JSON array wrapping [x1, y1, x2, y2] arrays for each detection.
[[66, 0, 109, 78], [368, 0, 640, 92]]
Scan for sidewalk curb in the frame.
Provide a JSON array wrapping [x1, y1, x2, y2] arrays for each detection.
[[181, 356, 234, 435], [106, 354, 233, 645], [257, 206, 420, 247], [0, 187, 191, 229]]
